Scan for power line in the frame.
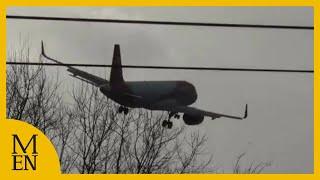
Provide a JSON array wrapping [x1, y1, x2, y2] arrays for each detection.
[[6, 15, 313, 74], [6, 15, 313, 30], [6, 62, 314, 73]]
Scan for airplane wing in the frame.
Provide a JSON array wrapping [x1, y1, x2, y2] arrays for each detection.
[[40, 41, 109, 88], [172, 104, 248, 120]]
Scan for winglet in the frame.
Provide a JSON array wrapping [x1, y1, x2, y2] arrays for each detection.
[[40, 41, 66, 65], [243, 104, 248, 119], [41, 40, 45, 56]]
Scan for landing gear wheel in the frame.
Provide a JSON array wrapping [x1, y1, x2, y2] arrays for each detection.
[[167, 121, 173, 129], [162, 120, 168, 128], [118, 106, 129, 114], [118, 106, 124, 113], [124, 108, 129, 115]]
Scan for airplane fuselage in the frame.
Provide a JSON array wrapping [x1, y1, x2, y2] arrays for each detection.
[[100, 80, 197, 110]]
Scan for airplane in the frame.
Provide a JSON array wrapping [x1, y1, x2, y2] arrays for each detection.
[[40, 41, 247, 129]]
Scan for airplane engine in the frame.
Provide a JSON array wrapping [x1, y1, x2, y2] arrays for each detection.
[[183, 113, 204, 125]]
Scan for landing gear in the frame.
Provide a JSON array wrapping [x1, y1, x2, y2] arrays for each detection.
[[162, 112, 179, 129], [162, 120, 173, 129], [118, 106, 129, 115]]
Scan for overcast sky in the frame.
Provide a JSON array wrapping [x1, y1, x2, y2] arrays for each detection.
[[7, 7, 313, 173]]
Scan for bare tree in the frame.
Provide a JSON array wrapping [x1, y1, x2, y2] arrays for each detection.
[[232, 153, 271, 174], [6, 42, 74, 173], [68, 84, 117, 173]]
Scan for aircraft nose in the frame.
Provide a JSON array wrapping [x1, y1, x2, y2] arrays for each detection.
[[177, 81, 197, 105]]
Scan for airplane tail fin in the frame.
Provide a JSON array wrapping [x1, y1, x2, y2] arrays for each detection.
[[110, 44, 125, 86]]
